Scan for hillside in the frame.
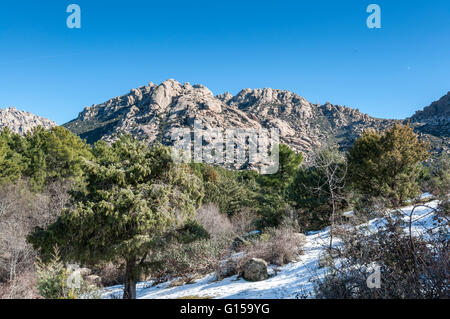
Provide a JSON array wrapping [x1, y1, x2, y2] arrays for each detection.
[[0, 107, 56, 135], [102, 195, 440, 299], [63, 79, 394, 159], [408, 92, 450, 155]]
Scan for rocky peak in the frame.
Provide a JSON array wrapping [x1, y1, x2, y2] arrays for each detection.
[[64, 80, 399, 159], [408, 92, 450, 144], [410, 91, 450, 122], [0, 107, 56, 135]]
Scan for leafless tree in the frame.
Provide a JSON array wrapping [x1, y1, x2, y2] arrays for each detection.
[[311, 147, 347, 249], [0, 180, 71, 298]]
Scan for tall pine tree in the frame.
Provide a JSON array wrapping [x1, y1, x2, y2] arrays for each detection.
[[28, 136, 204, 298]]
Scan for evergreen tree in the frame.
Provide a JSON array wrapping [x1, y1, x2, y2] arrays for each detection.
[[347, 123, 429, 204], [28, 136, 204, 299], [0, 128, 28, 183], [24, 126, 92, 190], [259, 144, 303, 192], [191, 163, 251, 216]]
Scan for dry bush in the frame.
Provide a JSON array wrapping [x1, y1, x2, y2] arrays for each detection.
[[230, 208, 258, 236], [315, 208, 449, 299], [0, 181, 46, 283], [246, 226, 305, 266], [0, 180, 70, 298], [196, 204, 234, 238], [148, 236, 232, 281], [95, 262, 125, 287], [0, 272, 40, 299]]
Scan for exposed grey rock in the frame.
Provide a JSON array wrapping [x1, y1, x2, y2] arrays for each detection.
[[78, 267, 92, 277], [408, 92, 450, 155], [63, 80, 397, 160], [218, 252, 247, 278], [85, 274, 102, 285], [0, 107, 56, 135], [243, 258, 268, 281], [61, 80, 449, 160]]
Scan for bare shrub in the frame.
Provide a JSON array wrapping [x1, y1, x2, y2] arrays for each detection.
[[230, 208, 258, 236], [0, 272, 40, 299], [96, 262, 124, 287], [315, 204, 449, 299], [0, 181, 47, 283], [196, 204, 234, 238], [148, 235, 233, 281], [0, 180, 70, 298], [246, 226, 305, 266]]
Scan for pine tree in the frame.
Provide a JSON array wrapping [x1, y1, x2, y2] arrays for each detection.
[[24, 126, 92, 190], [28, 136, 204, 298], [347, 123, 429, 204], [259, 144, 303, 192], [0, 128, 28, 183]]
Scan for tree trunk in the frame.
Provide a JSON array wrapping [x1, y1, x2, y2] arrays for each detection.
[[123, 257, 137, 299], [329, 190, 335, 250]]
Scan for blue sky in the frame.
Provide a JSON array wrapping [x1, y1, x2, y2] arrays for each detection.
[[0, 0, 449, 124]]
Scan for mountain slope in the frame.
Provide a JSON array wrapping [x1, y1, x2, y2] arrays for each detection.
[[0, 107, 56, 134], [102, 196, 440, 299], [63, 79, 394, 158], [408, 92, 450, 154]]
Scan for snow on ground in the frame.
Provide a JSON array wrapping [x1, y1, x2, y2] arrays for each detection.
[[102, 198, 443, 299]]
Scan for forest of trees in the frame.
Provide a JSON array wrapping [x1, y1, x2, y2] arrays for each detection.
[[0, 123, 448, 299]]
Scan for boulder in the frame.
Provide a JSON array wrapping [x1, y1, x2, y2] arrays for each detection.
[[243, 258, 268, 282], [218, 252, 246, 278], [78, 267, 92, 277], [85, 275, 102, 286]]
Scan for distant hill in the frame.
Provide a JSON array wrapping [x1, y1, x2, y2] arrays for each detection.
[[63, 79, 396, 159], [408, 92, 450, 155], [0, 107, 56, 135]]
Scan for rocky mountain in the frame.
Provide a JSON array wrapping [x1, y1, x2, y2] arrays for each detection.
[[408, 92, 450, 155], [409, 92, 450, 136], [63, 79, 395, 159], [0, 107, 56, 135]]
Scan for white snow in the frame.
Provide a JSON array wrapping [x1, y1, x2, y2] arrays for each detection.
[[102, 198, 444, 299]]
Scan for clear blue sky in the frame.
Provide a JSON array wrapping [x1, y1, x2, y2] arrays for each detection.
[[0, 0, 449, 124]]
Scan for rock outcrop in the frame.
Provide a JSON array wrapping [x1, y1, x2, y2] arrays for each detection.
[[243, 258, 268, 281], [408, 92, 450, 154], [63, 79, 396, 159], [0, 107, 56, 135]]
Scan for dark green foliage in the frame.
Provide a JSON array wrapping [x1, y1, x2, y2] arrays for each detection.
[[176, 220, 210, 244], [258, 144, 303, 192], [190, 163, 252, 216], [289, 166, 328, 210], [0, 128, 28, 183], [422, 154, 450, 196], [254, 192, 291, 228], [289, 148, 348, 231], [28, 136, 204, 298], [254, 144, 303, 228], [347, 123, 429, 204], [0, 126, 92, 190], [288, 166, 331, 230]]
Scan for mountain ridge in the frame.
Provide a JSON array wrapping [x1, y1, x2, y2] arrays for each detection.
[[0, 107, 57, 135], [63, 79, 399, 158], [2, 80, 447, 159]]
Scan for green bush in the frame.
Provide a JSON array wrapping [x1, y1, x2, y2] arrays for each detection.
[[347, 124, 429, 205], [35, 247, 95, 299]]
